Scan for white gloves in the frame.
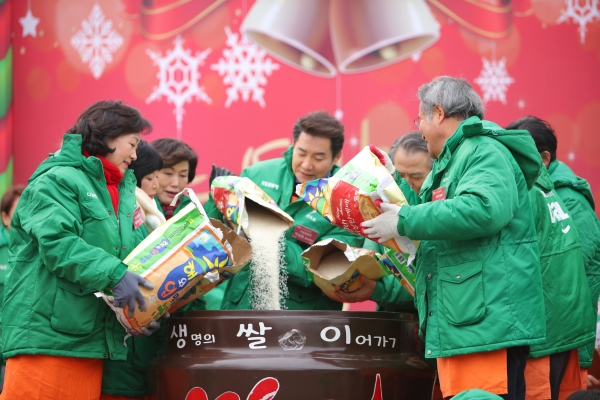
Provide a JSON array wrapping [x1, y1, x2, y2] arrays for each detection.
[[369, 145, 396, 175], [362, 203, 401, 243]]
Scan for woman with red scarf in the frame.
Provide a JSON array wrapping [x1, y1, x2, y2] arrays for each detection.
[[1, 101, 155, 400]]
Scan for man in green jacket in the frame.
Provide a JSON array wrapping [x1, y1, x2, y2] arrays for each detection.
[[507, 115, 600, 388], [523, 166, 595, 399], [363, 76, 546, 400], [204, 111, 365, 310]]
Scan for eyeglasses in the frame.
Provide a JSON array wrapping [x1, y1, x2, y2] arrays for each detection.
[[414, 113, 425, 128]]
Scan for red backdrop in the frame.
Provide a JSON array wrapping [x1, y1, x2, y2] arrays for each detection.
[[8, 0, 600, 206]]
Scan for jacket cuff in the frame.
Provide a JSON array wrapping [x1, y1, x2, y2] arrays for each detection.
[[370, 280, 387, 304], [109, 263, 128, 288], [396, 205, 411, 236]]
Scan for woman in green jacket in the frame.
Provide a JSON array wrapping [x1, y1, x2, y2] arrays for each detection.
[[2, 101, 155, 400]]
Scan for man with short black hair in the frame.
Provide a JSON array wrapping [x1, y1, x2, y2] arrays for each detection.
[[205, 111, 365, 310], [507, 116, 600, 393]]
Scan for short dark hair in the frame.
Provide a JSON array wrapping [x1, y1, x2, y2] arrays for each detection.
[[505, 116, 557, 162], [151, 138, 198, 183], [389, 131, 432, 167], [1, 185, 26, 215], [292, 111, 344, 157], [69, 100, 152, 156], [129, 140, 163, 188]]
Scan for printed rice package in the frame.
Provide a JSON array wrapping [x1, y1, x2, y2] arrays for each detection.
[[169, 218, 252, 312], [296, 146, 419, 256], [211, 176, 293, 234], [99, 189, 250, 334], [303, 239, 418, 298], [378, 247, 417, 297], [211, 176, 294, 310], [302, 239, 388, 297]]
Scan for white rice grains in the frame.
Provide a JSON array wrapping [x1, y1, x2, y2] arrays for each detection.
[[245, 202, 289, 310]]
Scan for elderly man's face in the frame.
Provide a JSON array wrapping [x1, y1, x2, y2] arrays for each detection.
[[417, 104, 446, 159], [393, 149, 432, 194]]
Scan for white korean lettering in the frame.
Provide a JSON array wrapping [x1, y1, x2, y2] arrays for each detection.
[[356, 335, 372, 346], [320, 326, 341, 342]]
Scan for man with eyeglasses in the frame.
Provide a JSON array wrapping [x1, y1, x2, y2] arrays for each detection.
[[363, 76, 546, 400]]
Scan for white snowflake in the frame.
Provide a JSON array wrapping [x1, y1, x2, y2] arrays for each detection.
[[557, 0, 600, 43], [411, 51, 422, 63], [474, 57, 514, 104], [211, 27, 279, 108], [146, 36, 212, 135], [70, 4, 123, 79]]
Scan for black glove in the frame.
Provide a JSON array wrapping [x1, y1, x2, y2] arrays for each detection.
[[112, 271, 154, 318], [209, 164, 235, 190]]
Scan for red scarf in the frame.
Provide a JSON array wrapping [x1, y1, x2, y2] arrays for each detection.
[[83, 150, 124, 216]]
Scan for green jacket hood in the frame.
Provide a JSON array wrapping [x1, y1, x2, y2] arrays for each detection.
[[549, 160, 595, 209], [29, 134, 92, 182], [462, 118, 542, 190], [453, 389, 503, 399]]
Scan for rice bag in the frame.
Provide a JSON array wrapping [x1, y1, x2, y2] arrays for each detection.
[[295, 146, 418, 256], [377, 247, 416, 297], [303, 239, 418, 298], [302, 239, 388, 297], [211, 176, 293, 234], [169, 218, 252, 312], [99, 189, 247, 334], [211, 176, 294, 310]]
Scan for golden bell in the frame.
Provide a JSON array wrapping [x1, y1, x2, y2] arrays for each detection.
[[329, 0, 440, 73], [241, 0, 337, 78]]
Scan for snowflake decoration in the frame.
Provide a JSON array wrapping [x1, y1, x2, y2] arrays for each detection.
[[146, 36, 212, 135], [474, 57, 514, 104], [211, 27, 279, 108], [557, 0, 600, 43], [71, 4, 123, 79], [411, 51, 422, 63]]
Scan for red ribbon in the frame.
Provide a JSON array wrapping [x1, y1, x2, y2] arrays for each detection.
[[426, 0, 514, 39], [139, 0, 228, 41]]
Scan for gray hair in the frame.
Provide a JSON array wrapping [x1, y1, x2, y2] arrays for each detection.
[[417, 76, 484, 122], [389, 131, 434, 169]]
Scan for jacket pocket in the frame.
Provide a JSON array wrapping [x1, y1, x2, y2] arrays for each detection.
[[80, 199, 110, 221], [439, 261, 486, 326], [51, 278, 99, 335]]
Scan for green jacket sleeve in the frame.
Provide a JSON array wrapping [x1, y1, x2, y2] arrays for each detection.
[[372, 274, 415, 312], [19, 174, 126, 289], [398, 143, 519, 241]]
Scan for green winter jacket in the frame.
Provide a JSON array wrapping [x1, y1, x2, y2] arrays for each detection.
[[204, 146, 365, 310], [396, 117, 546, 358], [548, 160, 600, 368], [528, 167, 595, 358], [0, 225, 8, 364], [0, 225, 8, 314], [3, 134, 136, 361]]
